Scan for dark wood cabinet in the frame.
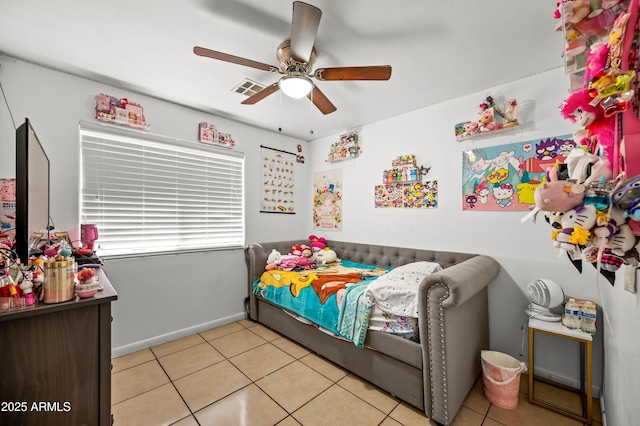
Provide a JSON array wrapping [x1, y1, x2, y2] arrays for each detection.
[[0, 270, 117, 426]]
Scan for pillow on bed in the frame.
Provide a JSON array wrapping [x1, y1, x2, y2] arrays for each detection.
[[364, 261, 442, 318]]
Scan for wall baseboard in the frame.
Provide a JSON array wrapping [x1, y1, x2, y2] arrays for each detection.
[[600, 394, 607, 426], [111, 311, 246, 358]]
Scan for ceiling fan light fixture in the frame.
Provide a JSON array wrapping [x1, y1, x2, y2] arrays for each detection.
[[279, 74, 312, 99]]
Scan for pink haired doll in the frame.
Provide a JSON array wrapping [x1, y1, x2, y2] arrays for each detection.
[[559, 88, 615, 160]]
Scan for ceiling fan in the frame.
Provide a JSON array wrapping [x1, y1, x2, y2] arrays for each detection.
[[193, 1, 392, 115]]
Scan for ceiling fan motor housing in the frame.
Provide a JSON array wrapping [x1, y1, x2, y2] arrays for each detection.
[[277, 40, 315, 75]]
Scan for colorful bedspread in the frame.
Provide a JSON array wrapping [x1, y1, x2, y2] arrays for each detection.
[[253, 260, 387, 346]]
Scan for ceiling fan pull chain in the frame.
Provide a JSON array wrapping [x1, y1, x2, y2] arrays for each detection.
[[309, 88, 314, 135], [278, 90, 283, 132]]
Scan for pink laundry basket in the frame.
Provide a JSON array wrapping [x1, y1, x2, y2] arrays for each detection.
[[481, 350, 527, 410]]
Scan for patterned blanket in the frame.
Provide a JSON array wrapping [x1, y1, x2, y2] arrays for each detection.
[[254, 260, 387, 345]]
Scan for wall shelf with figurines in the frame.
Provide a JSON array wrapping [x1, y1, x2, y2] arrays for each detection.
[[375, 155, 437, 209], [454, 96, 519, 141], [554, 0, 630, 93], [381, 154, 431, 185], [326, 131, 360, 162], [198, 122, 236, 149], [94, 94, 150, 130]]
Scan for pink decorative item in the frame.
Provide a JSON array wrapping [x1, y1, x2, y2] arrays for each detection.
[[534, 181, 586, 212], [559, 88, 616, 160], [481, 351, 526, 410], [81, 224, 99, 250]]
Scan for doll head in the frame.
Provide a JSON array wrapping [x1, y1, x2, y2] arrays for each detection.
[[560, 89, 600, 127]]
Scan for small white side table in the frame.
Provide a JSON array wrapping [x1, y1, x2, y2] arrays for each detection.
[[528, 318, 593, 425]]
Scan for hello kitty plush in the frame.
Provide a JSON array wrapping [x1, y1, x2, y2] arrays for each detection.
[[553, 204, 597, 254], [587, 203, 635, 251]]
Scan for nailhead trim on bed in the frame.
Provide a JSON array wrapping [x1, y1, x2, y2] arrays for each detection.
[[426, 282, 450, 425]]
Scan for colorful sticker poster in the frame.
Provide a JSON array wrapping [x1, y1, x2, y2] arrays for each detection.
[[461, 135, 573, 211], [375, 181, 438, 208], [313, 169, 343, 230], [0, 178, 16, 237], [261, 147, 296, 213]]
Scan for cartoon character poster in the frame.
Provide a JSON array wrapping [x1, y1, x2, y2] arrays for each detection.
[[375, 181, 438, 208], [313, 169, 342, 230], [462, 135, 573, 211]]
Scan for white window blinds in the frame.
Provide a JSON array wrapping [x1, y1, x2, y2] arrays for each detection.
[[80, 123, 244, 257]]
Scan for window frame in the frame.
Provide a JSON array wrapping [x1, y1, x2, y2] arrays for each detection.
[[79, 121, 245, 258]]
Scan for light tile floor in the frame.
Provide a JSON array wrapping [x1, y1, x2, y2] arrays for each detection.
[[112, 319, 602, 426]]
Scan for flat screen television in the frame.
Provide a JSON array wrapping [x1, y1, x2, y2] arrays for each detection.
[[15, 118, 50, 263]]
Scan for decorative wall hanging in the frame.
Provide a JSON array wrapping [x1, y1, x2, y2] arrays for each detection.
[[0, 178, 16, 240], [94, 94, 150, 130], [454, 96, 519, 141], [462, 134, 572, 211], [260, 146, 296, 214], [326, 131, 360, 162], [198, 122, 235, 149], [296, 144, 305, 163], [374, 181, 438, 209], [313, 169, 342, 230]]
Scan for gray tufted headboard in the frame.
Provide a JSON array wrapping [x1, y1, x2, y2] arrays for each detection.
[[244, 239, 478, 307]]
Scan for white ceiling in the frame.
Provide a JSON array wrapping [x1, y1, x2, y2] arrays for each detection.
[[0, 1, 563, 141]]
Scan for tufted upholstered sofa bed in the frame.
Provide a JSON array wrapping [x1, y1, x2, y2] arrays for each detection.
[[245, 240, 500, 426]]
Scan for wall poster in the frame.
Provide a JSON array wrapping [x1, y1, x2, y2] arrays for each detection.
[[260, 146, 296, 214], [1, 178, 16, 239], [461, 134, 573, 211], [374, 181, 438, 208], [313, 169, 343, 230]]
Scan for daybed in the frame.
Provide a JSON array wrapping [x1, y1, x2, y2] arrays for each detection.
[[245, 240, 500, 426]]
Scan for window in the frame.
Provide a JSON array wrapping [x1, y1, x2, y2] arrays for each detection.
[[80, 122, 244, 257]]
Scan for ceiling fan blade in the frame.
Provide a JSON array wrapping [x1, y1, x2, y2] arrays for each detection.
[[290, 2, 322, 63], [241, 82, 280, 105], [314, 66, 392, 81], [308, 85, 337, 115], [194, 46, 278, 73]]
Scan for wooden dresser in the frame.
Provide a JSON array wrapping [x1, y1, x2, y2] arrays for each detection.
[[0, 269, 117, 426]]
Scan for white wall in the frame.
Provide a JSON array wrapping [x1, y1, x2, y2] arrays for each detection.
[[306, 67, 640, 425], [0, 55, 311, 355]]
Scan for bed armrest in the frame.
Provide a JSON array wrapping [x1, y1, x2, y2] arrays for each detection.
[[419, 255, 499, 309], [245, 241, 303, 320], [417, 255, 499, 424]]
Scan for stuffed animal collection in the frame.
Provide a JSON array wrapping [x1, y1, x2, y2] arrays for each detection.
[[264, 236, 336, 272], [535, 22, 640, 283], [534, 153, 640, 280]]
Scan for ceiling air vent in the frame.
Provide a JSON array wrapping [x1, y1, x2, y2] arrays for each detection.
[[233, 79, 266, 97]]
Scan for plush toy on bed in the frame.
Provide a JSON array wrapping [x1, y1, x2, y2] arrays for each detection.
[[313, 248, 338, 265], [300, 245, 313, 258], [308, 235, 327, 252], [265, 249, 282, 271]]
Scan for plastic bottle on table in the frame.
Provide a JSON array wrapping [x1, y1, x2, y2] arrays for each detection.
[[580, 301, 597, 334], [563, 298, 581, 329]]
